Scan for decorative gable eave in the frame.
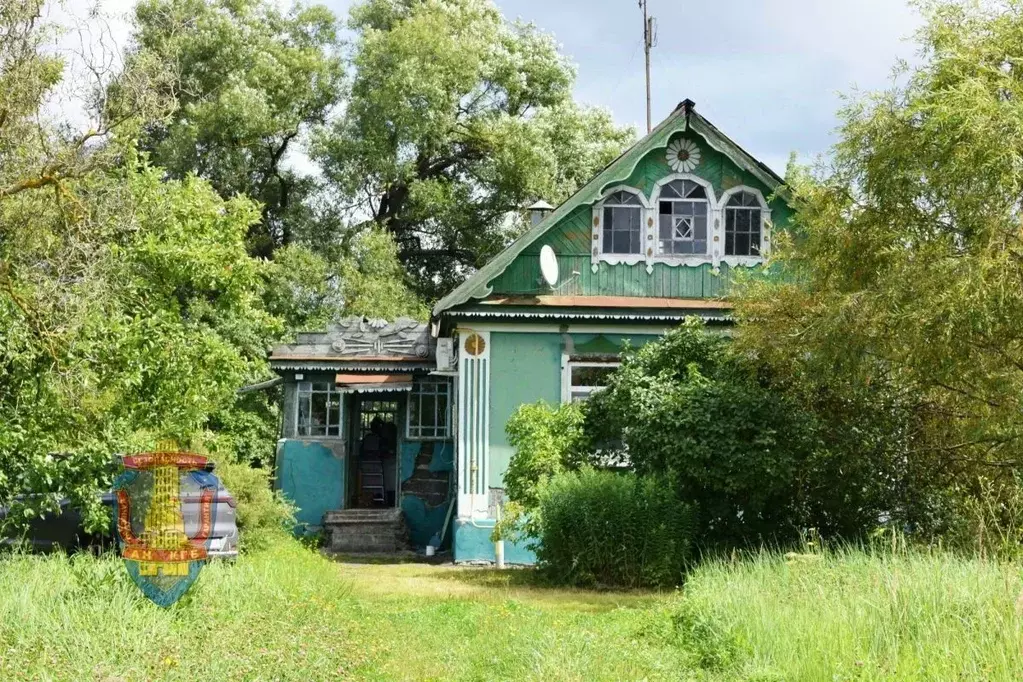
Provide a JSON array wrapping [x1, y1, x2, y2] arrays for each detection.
[[432, 99, 788, 318]]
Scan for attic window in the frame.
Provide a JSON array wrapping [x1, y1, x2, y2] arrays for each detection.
[[658, 180, 709, 256], [601, 190, 643, 255], [725, 191, 764, 257]]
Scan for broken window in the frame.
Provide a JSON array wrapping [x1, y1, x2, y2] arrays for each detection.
[[658, 179, 709, 256]]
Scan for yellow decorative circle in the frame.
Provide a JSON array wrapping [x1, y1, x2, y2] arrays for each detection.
[[464, 333, 486, 357]]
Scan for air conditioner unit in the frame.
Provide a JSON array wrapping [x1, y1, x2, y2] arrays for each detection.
[[436, 338, 456, 372]]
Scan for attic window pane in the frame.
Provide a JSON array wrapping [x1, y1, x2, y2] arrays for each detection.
[[608, 191, 642, 206], [603, 206, 641, 255], [657, 191, 708, 257], [725, 191, 763, 257]]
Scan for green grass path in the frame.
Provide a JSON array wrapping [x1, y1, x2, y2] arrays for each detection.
[[2, 538, 1023, 681]]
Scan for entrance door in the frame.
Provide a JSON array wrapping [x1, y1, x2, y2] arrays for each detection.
[[349, 396, 401, 509]]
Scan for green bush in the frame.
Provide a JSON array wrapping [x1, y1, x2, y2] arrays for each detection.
[[504, 400, 589, 510], [210, 457, 295, 551], [534, 468, 695, 588]]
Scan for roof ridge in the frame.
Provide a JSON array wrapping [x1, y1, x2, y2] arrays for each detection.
[[431, 100, 786, 318]]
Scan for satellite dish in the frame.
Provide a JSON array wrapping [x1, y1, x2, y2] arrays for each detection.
[[540, 245, 559, 288]]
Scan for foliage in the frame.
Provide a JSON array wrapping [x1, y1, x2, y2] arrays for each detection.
[[207, 457, 295, 551], [734, 0, 1023, 535], [337, 229, 429, 320], [586, 321, 819, 546], [676, 544, 1023, 680], [313, 0, 634, 299], [503, 400, 589, 510], [942, 474, 1023, 561], [533, 468, 695, 588], [127, 0, 345, 257], [0, 537, 694, 681], [0, 3, 286, 533]]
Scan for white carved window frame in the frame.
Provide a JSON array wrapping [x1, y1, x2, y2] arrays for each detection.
[[648, 173, 718, 270], [591, 186, 651, 272], [590, 178, 773, 273], [718, 185, 772, 268]]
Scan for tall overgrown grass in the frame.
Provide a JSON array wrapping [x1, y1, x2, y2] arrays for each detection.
[[675, 544, 1023, 680], [0, 535, 351, 681], [2, 534, 1021, 680]]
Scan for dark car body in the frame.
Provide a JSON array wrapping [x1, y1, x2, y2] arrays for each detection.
[[1, 484, 240, 558]]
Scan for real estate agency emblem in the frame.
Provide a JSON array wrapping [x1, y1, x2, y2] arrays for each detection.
[[112, 445, 221, 607]]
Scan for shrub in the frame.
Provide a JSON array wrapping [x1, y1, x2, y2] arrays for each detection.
[[210, 457, 295, 551], [587, 319, 818, 547], [534, 468, 695, 588], [504, 400, 589, 510]]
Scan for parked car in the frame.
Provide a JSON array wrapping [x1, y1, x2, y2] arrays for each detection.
[[1, 479, 240, 559]]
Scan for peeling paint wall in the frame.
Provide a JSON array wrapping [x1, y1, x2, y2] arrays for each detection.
[[275, 439, 345, 534], [399, 440, 455, 547]]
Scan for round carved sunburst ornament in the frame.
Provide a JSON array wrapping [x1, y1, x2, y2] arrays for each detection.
[[666, 139, 701, 173], [464, 333, 486, 357]]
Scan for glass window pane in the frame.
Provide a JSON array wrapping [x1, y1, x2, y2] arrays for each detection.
[[725, 232, 735, 255], [297, 394, 311, 435], [736, 233, 750, 256], [694, 215, 707, 241], [659, 215, 673, 239], [310, 394, 327, 435]]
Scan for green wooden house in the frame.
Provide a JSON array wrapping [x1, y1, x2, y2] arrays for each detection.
[[271, 100, 792, 562]]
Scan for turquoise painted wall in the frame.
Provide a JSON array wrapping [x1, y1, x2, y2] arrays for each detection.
[[399, 440, 455, 547], [487, 331, 662, 489], [453, 519, 536, 565], [487, 332, 562, 488], [275, 439, 345, 533]]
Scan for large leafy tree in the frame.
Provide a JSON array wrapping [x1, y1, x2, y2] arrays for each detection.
[[313, 0, 634, 299], [127, 0, 344, 257], [735, 0, 1023, 511], [0, 1, 283, 531]]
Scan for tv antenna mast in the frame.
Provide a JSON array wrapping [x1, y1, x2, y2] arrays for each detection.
[[639, 0, 656, 133]]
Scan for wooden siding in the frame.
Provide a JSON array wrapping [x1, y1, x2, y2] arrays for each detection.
[[487, 130, 792, 300]]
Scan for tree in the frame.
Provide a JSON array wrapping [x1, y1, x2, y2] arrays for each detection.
[[734, 0, 1023, 520], [313, 0, 634, 299], [127, 0, 345, 257], [0, 2, 283, 532]]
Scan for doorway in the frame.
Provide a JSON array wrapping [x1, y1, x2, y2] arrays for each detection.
[[348, 396, 401, 509]]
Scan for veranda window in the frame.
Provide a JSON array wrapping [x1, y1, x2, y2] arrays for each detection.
[[658, 179, 708, 256], [564, 361, 621, 403], [407, 379, 451, 439], [601, 190, 643, 255], [724, 190, 763, 257], [296, 381, 342, 437]]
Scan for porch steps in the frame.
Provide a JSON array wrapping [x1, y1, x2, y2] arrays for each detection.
[[323, 508, 409, 554]]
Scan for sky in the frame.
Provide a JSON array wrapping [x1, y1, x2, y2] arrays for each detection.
[[56, 0, 923, 175]]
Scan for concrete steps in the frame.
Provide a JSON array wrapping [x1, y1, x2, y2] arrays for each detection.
[[323, 508, 408, 554]]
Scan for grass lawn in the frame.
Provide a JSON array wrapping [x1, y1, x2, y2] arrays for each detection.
[[0, 536, 1021, 681]]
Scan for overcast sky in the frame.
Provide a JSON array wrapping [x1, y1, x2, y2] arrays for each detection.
[[57, 0, 923, 174]]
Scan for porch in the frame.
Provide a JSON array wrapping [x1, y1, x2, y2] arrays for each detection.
[[270, 318, 456, 554]]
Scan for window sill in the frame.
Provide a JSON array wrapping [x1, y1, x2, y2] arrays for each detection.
[[593, 253, 764, 272]]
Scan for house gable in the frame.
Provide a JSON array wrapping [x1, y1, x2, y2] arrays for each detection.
[[433, 100, 792, 316]]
